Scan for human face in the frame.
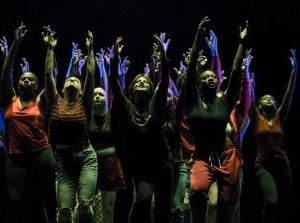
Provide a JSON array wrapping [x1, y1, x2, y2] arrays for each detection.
[[133, 76, 150, 93], [63, 77, 81, 92], [199, 70, 218, 89], [18, 72, 37, 93], [93, 87, 106, 106], [259, 95, 276, 108]]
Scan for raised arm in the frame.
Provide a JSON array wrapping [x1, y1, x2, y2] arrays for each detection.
[[206, 30, 222, 87], [152, 33, 170, 112], [65, 42, 84, 79], [224, 21, 248, 110], [42, 25, 59, 82], [20, 57, 30, 73], [119, 55, 130, 90], [82, 31, 95, 108], [0, 25, 27, 106], [96, 48, 109, 96], [43, 29, 58, 106], [234, 49, 253, 126], [109, 37, 125, 101], [0, 36, 8, 59], [185, 16, 210, 105], [278, 49, 298, 122]]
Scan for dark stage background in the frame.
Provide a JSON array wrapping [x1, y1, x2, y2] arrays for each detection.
[[1, 0, 300, 222]]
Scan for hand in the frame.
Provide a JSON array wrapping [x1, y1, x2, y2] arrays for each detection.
[[86, 31, 93, 51], [241, 48, 253, 74], [198, 16, 210, 33], [20, 57, 30, 73], [120, 56, 130, 75], [104, 45, 115, 65], [114, 37, 123, 57], [182, 48, 191, 66], [151, 42, 161, 64], [78, 55, 87, 70], [71, 42, 79, 58], [206, 30, 218, 55], [290, 49, 297, 71], [95, 48, 105, 65], [0, 36, 8, 57], [153, 33, 169, 58], [173, 60, 187, 77], [158, 32, 170, 53], [144, 63, 150, 75], [47, 31, 57, 49], [41, 25, 55, 46], [14, 22, 27, 43], [239, 20, 249, 41]]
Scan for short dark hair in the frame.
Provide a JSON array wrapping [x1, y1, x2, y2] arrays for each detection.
[[20, 72, 39, 87]]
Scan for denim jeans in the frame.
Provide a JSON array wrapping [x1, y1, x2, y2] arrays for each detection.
[[171, 161, 189, 223], [55, 145, 98, 208]]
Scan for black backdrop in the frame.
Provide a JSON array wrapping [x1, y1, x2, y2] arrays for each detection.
[[1, 0, 300, 222]]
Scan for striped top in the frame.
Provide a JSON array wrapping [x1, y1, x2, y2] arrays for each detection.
[[48, 94, 90, 146]]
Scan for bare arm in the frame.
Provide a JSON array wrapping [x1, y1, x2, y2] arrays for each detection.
[[43, 30, 58, 107], [152, 33, 170, 113], [110, 37, 125, 101], [0, 25, 27, 107], [235, 50, 253, 127], [278, 49, 298, 122], [206, 30, 222, 87], [225, 21, 248, 110], [185, 17, 210, 105], [82, 31, 95, 108]]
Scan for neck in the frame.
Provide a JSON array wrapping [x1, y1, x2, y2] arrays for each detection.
[[201, 88, 216, 104], [64, 90, 80, 104], [133, 93, 148, 113], [93, 104, 106, 116], [19, 92, 35, 101], [261, 106, 276, 120]]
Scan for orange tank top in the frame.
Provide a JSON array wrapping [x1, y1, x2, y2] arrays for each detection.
[[4, 97, 49, 154]]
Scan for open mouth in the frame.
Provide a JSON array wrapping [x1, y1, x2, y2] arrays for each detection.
[[208, 82, 216, 88]]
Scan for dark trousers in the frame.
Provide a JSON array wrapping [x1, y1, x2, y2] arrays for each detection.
[[255, 164, 293, 223], [7, 147, 55, 223], [129, 161, 175, 223], [0, 149, 8, 223]]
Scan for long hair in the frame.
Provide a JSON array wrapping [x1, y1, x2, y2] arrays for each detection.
[[127, 74, 154, 100]]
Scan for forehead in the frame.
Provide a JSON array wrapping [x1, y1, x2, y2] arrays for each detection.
[[20, 72, 35, 79], [262, 95, 273, 99], [94, 88, 106, 95], [66, 77, 80, 82], [200, 70, 216, 77], [136, 76, 148, 82]]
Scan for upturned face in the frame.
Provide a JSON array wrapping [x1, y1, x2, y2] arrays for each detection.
[[199, 70, 218, 90], [63, 77, 81, 92], [133, 76, 151, 93], [18, 72, 37, 93], [93, 87, 107, 106], [259, 94, 276, 108]]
